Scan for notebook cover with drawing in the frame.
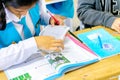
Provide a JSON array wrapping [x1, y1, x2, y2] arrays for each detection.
[[77, 28, 120, 59], [4, 26, 99, 80]]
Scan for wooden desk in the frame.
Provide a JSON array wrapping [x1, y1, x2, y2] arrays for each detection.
[[0, 26, 120, 80]]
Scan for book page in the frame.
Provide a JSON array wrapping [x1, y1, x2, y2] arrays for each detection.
[[45, 52, 70, 69], [40, 25, 69, 39], [5, 56, 59, 80], [5, 36, 99, 80], [5, 26, 99, 80], [54, 36, 99, 72], [5, 25, 70, 80], [43, 33, 99, 73]]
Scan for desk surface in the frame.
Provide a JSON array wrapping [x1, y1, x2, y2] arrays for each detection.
[[0, 26, 120, 80]]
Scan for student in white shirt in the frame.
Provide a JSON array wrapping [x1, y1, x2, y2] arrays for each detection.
[[0, 0, 64, 70]]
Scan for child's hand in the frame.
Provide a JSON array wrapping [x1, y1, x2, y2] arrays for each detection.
[[34, 36, 64, 54], [111, 18, 120, 33], [50, 15, 65, 26]]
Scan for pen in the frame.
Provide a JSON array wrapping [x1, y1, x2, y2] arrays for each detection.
[[97, 35, 103, 48], [47, 11, 60, 25], [68, 31, 83, 43]]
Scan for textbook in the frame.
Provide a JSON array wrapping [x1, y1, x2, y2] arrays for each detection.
[[77, 28, 120, 59], [5, 26, 99, 80]]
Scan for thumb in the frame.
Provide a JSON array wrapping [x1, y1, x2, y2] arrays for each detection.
[[50, 17, 55, 26]]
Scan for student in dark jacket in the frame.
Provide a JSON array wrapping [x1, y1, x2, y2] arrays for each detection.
[[77, 0, 120, 33]]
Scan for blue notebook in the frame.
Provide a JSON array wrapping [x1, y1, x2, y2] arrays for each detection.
[[77, 28, 120, 59]]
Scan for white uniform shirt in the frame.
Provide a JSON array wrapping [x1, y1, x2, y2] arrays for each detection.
[[0, 0, 50, 70]]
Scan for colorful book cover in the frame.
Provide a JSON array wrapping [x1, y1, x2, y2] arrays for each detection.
[[77, 28, 120, 59]]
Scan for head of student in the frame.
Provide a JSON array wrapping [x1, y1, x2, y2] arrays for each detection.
[[0, 0, 38, 30]]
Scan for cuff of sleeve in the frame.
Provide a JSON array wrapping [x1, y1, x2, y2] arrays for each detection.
[[105, 17, 116, 28], [40, 12, 51, 25], [44, 13, 51, 25], [22, 37, 39, 53]]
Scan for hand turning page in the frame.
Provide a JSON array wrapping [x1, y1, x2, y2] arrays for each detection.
[[5, 25, 99, 80]]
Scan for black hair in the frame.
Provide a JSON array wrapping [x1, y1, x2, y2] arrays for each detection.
[[0, 0, 38, 30], [0, 0, 6, 30], [5, 0, 38, 8]]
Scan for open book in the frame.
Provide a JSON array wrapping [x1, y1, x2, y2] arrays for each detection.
[[5, 25, 99, 80], [77, 28, 120, 59]]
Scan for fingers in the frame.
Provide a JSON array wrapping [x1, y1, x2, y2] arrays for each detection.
[[111, 18, 120, 33], [111, 24, 120, 33], [48, 39, 64, 52], [50, 17, 55, 26], [52, 39, 64, 49], [35, 35, 64, 54], [49, 47, 62, 52], [50, 17, 60, 26], [50, 16, 65, 26]]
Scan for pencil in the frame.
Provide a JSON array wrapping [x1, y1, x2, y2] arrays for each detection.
[[68, 31, 83, 43], [47, 11, 60, 25], [97, 35, 103, 48]]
